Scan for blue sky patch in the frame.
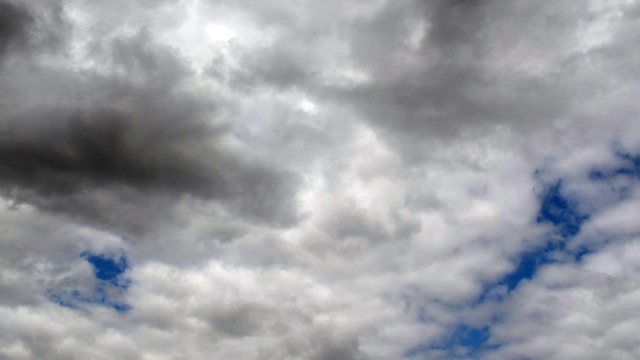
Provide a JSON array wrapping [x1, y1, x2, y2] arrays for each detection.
[[536, 180, 588, 237], [48, 251, 131, 313], [404, 325, 497, 359], [83, 253, 128, 281], [588, 148, 640, 206], [500, 252, 538, 291], [480, 179, 589, 295], [589, 145, 640, 184], [452, 325, 491, 351]]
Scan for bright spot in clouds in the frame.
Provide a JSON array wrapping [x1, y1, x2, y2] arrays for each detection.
[[205, 23, 236, 43], [297, 98, 318, 115]]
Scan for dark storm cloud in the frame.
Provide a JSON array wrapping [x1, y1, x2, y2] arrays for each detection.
[[0, 6, 300, 232], [1, 107, 209, 193], [0, 0, 69, 61], [0, 1, 32, 56]]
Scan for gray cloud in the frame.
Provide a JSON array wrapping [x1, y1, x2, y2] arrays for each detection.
[[0, 1, 32, 56], [215, 0, 636, 164], [330, 1, 577, 142], [0, 6, 301, 232]]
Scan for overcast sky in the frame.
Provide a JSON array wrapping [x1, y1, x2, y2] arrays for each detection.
[[2, 0, 640, 359]]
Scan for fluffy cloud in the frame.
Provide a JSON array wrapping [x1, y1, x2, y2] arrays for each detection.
[[1, 0, 640, 359]]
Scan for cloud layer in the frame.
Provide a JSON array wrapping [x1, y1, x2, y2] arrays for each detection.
[[2, 0, 640, 359]]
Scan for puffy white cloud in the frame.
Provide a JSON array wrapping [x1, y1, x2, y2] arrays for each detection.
[[487, 239, 640, 360]]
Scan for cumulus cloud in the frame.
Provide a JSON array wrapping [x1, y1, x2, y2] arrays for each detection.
[[1, 0, 640, 359]]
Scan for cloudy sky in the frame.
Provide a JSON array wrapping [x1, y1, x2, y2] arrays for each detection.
[[1, 0, 640, 359]]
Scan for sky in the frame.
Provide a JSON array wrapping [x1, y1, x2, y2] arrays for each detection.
[[1, 0, 640, 359]]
